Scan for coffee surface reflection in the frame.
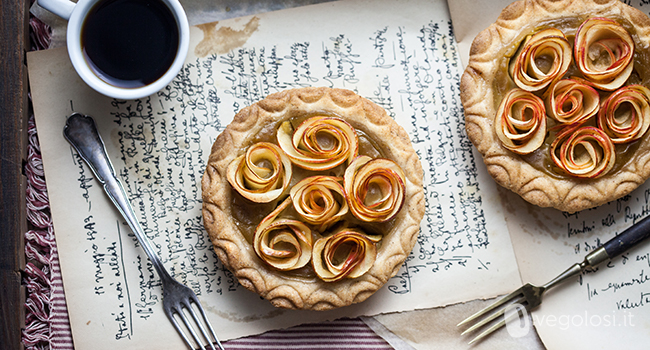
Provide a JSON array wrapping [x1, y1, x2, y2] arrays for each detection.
[[81, 0, 180, 88]]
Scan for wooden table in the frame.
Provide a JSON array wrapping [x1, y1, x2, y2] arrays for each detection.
[[0, 0, 30, 349]]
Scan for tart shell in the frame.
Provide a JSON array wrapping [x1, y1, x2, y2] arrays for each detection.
[[201, 87, 425, 310], [461, 0, 650, 213]]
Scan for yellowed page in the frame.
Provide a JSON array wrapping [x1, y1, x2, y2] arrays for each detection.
[[27, 0, 521, 348], [448, 1, 650, 348], [447, 0, 513, 67]]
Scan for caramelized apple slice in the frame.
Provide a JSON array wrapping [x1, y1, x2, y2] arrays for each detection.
[[550, 125, 615, 179], [509, 28, 572, 92], [312, 228, 381, 282], [290, 176, 348, 232], [545, 78, 600, 125], [226, 142, 292, 203], [598, 84, 650, 144], [574, 17, 634, 91], [253, 198, 313, 271], [495, 89, 547, 154], [277, 116, 359, 171], [344, 156, 405, 223]]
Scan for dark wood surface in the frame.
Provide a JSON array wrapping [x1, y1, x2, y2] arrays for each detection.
[[0, 0, 30, 349]]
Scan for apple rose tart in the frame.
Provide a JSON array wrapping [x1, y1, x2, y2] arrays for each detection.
[[202, 87, 425, 310], [461, 0, 650, 212]]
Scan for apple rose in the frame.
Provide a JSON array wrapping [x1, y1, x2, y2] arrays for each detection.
[[545, 79, 600, 125], [509, 28, 572, 92], [550, 125, 616, 179], [253, 198, 313, 271], [277, 116, 359, 171], [494, 89, 547, 155], [312, 228, 381, 282], [344, 156, 406, 223], [598, 85, 650, 144], [574, 17, 634, 91], [290, 176, 348, 232], [226, 142, 292, 203]]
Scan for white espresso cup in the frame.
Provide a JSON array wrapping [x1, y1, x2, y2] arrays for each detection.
[[37, 0, 189, 100]]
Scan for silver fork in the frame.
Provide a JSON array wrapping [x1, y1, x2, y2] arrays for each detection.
[[457, 213, 650, 344], [64, 113, 225, 350]]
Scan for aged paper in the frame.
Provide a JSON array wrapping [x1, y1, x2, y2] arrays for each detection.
[[446, 1, 650, 349], [447, 0, 513, 67], [27, 0, 521, 348]]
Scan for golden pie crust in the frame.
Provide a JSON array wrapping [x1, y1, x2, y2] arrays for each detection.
[[201, 87, 425, 310], [461, 0, 650, 213]]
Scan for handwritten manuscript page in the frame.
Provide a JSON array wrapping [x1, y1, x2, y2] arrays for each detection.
[[27, 0, 521, 348]]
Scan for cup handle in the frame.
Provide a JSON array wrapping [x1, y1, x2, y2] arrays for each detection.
[[37, 0, 75, 20]]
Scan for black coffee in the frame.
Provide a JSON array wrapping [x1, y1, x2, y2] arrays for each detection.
[[81, 0, 179, 88]]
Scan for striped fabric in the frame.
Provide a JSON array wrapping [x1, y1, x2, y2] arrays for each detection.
[[50, 245, 76, 349], [224, 319, 394, 349]]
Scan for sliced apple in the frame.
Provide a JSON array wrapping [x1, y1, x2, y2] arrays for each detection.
[[495, 88, 547, 155], [574, 17, 634, 91], [598, 84, 650, 144], [509, 28, 572, 92], [277, 116, 359, 171], [226, 142, 292, 203], [290, 176, 348, 232], [344, 156, 405, 223], [545, 78, 600, 125], [312, 228, 381, 282], [253, 197, 313, 271], [550, 125, 615, 179]]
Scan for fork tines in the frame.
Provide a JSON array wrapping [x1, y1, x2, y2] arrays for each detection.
[[457, 285, 533, 344], [166, 292, 224, 350]]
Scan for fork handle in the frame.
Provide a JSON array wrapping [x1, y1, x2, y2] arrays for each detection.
[[601, 213, 650, 259], [582, 214, 650, 270], [544, 213, 650, 290], [63, 113, 173, 282]]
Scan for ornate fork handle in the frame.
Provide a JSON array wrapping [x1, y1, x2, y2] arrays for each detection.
[[63, 113, 171, 281]]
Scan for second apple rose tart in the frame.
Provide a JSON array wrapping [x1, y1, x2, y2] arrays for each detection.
[[202, 87, 425, 310], [461, 0, 650, 213]]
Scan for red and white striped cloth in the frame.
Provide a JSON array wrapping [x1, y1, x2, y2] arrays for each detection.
[[22, 11, 397, 350], [226, 319, 394, 349]]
